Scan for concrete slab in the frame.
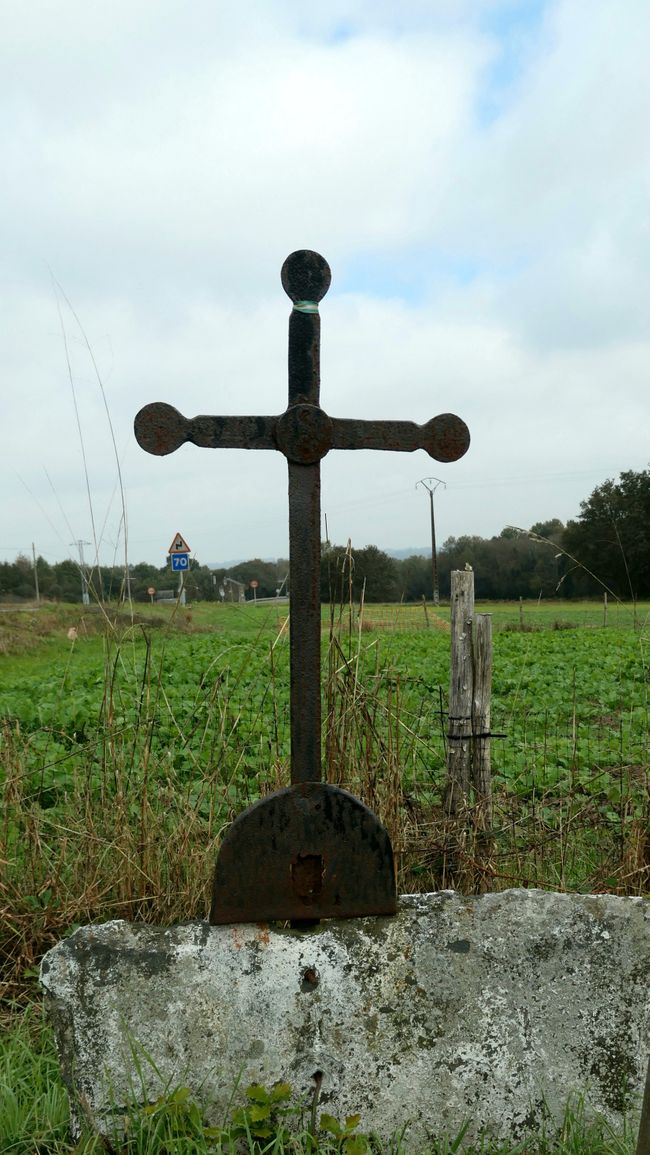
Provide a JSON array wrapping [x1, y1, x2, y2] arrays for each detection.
[[40, 890, 650, 1147]]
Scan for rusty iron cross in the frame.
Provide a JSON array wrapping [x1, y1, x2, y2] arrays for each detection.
[[134, 250, 470, 924]]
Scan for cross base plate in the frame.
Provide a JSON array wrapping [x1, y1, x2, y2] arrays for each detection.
[[210, 782, 397, 924]]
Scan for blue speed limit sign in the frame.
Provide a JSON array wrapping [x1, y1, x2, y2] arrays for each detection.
[[171, 553, 189, 571]]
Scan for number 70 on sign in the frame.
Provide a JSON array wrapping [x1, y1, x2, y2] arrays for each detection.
[[168, 532, 191, 572]]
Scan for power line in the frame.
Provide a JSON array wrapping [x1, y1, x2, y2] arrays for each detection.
[[70, 539, 91, 605], [416, 477, 445, 605]]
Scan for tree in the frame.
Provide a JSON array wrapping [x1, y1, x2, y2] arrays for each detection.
[[226, 558, 282, 599], [356, 545, 398, 602], [437, 528, 566, 600], [128, 562, 167, 602], [320, 543, 398, 603], [563, 469, 650, 599], [51, 559, 84, 602], [530, 519, 564, 543], [396, 554, 431, 602], [35, 555, 53, 599]]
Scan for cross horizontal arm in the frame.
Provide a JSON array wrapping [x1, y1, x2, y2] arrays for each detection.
[[134, 402, 277, 457], [331, 413, 470, 463]]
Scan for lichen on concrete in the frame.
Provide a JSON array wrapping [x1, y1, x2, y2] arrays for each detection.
[[40, 890, 650, 1147]]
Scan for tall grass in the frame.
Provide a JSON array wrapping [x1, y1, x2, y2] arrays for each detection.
[[0, 601, 648, 1152], [0, 600, 649, 1011]]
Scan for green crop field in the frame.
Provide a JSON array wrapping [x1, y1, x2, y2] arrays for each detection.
[[2, 600, 649, 809], [1, 598, 648, 937], [1, 598, 649, 1151]]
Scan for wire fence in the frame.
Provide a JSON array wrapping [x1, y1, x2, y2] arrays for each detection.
[[352, 599, 650, 633]]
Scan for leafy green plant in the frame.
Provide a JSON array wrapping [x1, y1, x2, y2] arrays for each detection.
[[105, 1079, 372, 1155], [228, 1080, 296, 1146], [319, 1109, 369, 1155]]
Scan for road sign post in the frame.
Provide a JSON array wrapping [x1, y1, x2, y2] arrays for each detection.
[[168, 533, 191, 605]]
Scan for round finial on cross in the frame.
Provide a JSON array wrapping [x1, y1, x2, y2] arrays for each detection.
[[134, 402, 187, 456], [281, 250, 331, 305]]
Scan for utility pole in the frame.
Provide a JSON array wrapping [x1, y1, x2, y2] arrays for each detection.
[[416, 477, 446, 606], [70, 539, 91, 606], [31, 542, 40, 604]]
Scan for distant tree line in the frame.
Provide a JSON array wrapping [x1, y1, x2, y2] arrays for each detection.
[[320, 524, 567, 604], [0, 555, 291, 605], [3, 468, 649, 605]]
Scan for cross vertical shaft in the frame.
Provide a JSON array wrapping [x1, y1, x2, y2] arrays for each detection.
[[288, 456, 321, 782], [281, 251, 331, 785], [134, 248, 470, 923]]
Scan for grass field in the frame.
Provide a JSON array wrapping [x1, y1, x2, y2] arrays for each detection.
[[0, 597, 648, 1151], [1, 598, 649, 989]]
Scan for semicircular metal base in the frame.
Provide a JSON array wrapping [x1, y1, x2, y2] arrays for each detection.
[[210, 783, 397, 925]]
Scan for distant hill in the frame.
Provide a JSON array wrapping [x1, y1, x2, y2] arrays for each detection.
[[385, 546, 432, 560], [207, 557, 280, 570], [208, 548, 432, 568]]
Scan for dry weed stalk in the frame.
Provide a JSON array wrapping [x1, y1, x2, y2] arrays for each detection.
[[1, 601, 649, 1008]]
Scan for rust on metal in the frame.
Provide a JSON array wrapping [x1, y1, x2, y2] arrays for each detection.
[[210, 783, 396, 923], [134, 249, 470, 925], [133, 403, 278, 457], [134, 404, 469, 466]]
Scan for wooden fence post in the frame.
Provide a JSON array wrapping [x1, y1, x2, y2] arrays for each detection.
[[472, 613, 493, 826], [445, 570, 474, 815]]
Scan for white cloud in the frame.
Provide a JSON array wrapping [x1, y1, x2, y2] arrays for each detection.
[[438, 0, 650, 347], [1, 0, 649, 568]]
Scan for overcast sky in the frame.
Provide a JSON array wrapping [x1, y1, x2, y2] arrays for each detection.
[[2, 0, 649, 571]]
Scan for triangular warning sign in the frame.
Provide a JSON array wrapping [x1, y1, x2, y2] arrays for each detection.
[[168, 532, 191, 554]]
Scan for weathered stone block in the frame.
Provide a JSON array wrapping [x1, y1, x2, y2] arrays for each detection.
[[40, 890, 650, 1147]]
